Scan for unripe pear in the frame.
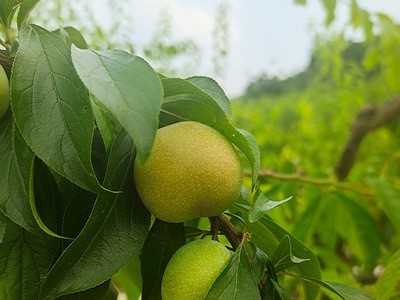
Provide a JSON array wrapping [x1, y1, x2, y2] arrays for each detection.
[[0, 65, 10, 120], [161, 239, 231, 300], [134, 121, 243, 223]]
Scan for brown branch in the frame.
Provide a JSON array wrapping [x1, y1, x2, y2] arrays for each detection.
[[335, 95, 400, 181]]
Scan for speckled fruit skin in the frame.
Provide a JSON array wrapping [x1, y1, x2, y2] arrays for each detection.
[[0, 65, 10, 120], [161, 239, 231, 300], [134, 121, 243, 223]]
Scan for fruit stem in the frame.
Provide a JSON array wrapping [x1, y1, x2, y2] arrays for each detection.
[[209, 214, 243, 249], [209, 216, 220, 241]]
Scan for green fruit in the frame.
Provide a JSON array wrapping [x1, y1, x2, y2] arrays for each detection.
[[161, 239, 231, 300], [0, 65, 10, 120], [134, 121, 243, 223]]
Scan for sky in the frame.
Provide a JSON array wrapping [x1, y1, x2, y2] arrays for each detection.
[[128, 0, 325, 97], [101, 0, 400, 98]]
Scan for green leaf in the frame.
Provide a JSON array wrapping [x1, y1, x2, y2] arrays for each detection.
[[293, 194, 339, 251], [236, 202, 321, 300], [11, 25, 104, 194], [294, 275, 375, 300], [105, 285, 119, 300], [160, 78, 260, 186], [16, 0, 41, 29], [112, 256, 142, 300], [91, 128, 108, 183], [236, 128, 260, 186], [39, 129, 151, 299], [0, 213, 6, 244], [260, 218, 320, 299], [376, 249, 400, 300], [0, 0, 24, 28], [293, 0, 307, 4], [363, 44, 380, 70], [321, 0, 336, 26], [248, 242, 267, 283], [60, 186, 95, 240], [90, 95, 122, 153], [184, 226, 207, 238], [225, 210, 247, 227], [53, 26, 88, 49], [140, 220, 186, 300], [338, 194, 381, 268], [271, 235, 309, 272], [369, 179, 400, 233], [186, 76, 232, 119], [31, 157, 70, 239], [249, 191, 293, 223], [71, 46, 163, 164], [270, 279, 290, 300], [262, 258, 280, 300], [360, 9, 373, 39], [0, 219, 60, 300], [293, 193, 379, 269], [234, 210, 278, 258], [291, 196, 321, 241], [349, 0, 361, 28], [57, 281, 110, 300], [206, 243, 261, 300], [55, 172, 97, 242], [0, 110, 40, 234]]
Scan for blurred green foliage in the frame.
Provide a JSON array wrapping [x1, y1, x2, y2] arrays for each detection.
[[232, 6, 400, 298]]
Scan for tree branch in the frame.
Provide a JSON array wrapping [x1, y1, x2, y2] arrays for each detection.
[[245, 169, 373, 198], [335, 95, 400, 180]]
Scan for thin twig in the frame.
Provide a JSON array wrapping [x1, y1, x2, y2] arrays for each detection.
[[245, 169, 373, 199], [256, 169, 334, 185]]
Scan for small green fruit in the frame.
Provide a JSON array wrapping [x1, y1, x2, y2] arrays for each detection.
[[134, 121, 243, 223], [0, 65, 10, 120], [161, 239, 231, 300]]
